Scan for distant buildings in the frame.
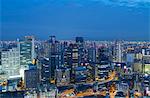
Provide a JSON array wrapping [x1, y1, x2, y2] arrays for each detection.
[[0, 35, 150, 97]]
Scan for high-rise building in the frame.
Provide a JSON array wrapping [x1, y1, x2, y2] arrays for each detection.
[[87, 47, 96, 81], [60, 41, 68, 67], [76, 37, 85, 65], [96, 46, 112, 80], [48, 36, 61, 81], [98, 46, 109, 63], [113, 41, 123, 62], [1, 47, 20, 78], [70, 44, 79, 67], [64, 43, 79, 83], [39, 57, 51, 84], [19, 36, 35, 69], [24, 63, 40, 89], [88, 47, 96, 63]]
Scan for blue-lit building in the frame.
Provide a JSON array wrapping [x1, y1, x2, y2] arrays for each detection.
[[88, 47, 96, 63], [48, 36, 61, 81], [98, 47, 110, 63], [74, 66, 88, 83], [95, 46, 112, 79], [76, 37, 85, 65], [39, 57, 51, 84], [19, 36, 35, 69], [24, 63, 40, 89]]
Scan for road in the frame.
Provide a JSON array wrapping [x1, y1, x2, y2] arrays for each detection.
[[59, 71, 117, 97]]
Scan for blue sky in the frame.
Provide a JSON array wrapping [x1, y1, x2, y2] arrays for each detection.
[[1, 0, 150, 40]]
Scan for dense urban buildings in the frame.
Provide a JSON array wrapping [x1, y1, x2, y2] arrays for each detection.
[[0, 36, 150, 97], [1, 0, 149, 97]]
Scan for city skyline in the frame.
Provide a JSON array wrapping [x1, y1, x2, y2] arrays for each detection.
[[1, 0, 150, 41], [0, 36, 150, 97], [0, 0, 150, 97]]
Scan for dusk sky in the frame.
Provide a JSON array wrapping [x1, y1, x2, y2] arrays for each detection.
[[1, 0, 150, 40]]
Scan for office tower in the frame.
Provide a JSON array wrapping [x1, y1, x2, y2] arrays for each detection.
[[61, 43, 71, 68], [1, 47, 20, 78], [118, 42, 122, 62], [65, 43, 79, 83], [63, 46, 70, 67], [112, 41, 123, 62], [19, 36, 35, 69], [48, 36, 61, 81], [56, 67, 70, 86], [74, 66, 87, 83], [76, 37, 85, 65], [87, 47, 96, 81], [70, 43, 79, 67], [64, 37, 85, 68], [60, 41, 68, 67], [39, 57, 51, 84], [96, 46, 112, 80], [98, 46, 109, 63], [24, 63, 40, 89], [88, 47, 96, 63], [126, 51, 135, 63]]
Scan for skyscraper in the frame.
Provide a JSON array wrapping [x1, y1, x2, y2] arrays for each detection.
[[48, 36, 61, 81], [19, 36, 35, 69], [113, 41, 123, 62], [76, 37, 85, 65], [40, 57, 51, 84], [98, 46, 109, 63], [1, 47, 20, 78], [24, 63, 40, 89], [88, 47, 96, 63]]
